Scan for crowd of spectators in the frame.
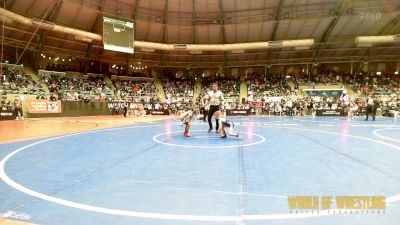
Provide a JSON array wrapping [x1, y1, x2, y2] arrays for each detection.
[[163, 79, 194, 97], [248, 95, 340, 116], [162, 79, 194, 112], [199, 77, 240, 106], [201, 77, 239, 96], [292, 72, 344, 87], [0, 98, 14, 111], [247, 73, 291, 98], [41, 74, 113, 102], [343, 72, 399, 97], [113, 80, 158, 102], [2, 66, 399, 117], [0, 68, 45, 96], [246, 93, 399, 117]]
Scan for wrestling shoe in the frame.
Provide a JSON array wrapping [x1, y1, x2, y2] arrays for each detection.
[[208, 128, 213, 132], [220, 134, 227, 138], [184, 132, 192, 137]]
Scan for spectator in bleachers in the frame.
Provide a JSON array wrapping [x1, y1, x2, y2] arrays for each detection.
[[0, 68, 44, 96]]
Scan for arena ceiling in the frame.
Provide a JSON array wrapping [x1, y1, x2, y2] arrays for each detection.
[[1, 0, 400, 68]]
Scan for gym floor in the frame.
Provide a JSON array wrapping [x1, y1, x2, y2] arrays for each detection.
[[0, 116, 399, 225]]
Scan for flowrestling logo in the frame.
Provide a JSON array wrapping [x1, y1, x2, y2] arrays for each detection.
[[288, 195, 386, 214]]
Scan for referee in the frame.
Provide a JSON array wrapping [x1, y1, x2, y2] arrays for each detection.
[[204, 82, 224, 132]]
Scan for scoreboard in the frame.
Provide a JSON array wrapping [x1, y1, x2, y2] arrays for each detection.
[[103, 16, 134, 54]]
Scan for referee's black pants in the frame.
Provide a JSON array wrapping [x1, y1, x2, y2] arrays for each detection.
[[200, 107, 207, 121], [208, 105, 220, 130], [365, 105, 373, 120], [13, 107, 23, 118], [123, 107, 128, 117]]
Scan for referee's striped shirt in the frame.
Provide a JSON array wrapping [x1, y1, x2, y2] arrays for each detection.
[[206, 90, 224, 106]]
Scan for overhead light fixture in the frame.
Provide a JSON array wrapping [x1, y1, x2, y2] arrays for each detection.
[[395, 71, 399, 75], [269, 41, 283, 47], [355, 34, 400, 45], [174, 44, 187, 50], [376, 71, 381, 75]]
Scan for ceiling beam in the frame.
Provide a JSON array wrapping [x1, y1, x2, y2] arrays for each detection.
[[133, 0, 140, 21], [33, 0, 63, 69], [24, 0, 39, 15], [267, 0, 284, 66], [218, 0, 228, 75], [160, 0, 169, 69], [83, 0, 105, 73], [270, 0, 284, 42], [2, 0, 17, 9], [359, 1, 400, 68], [191, 0, 196, 72], [313, 0, 347, 64], [123, 0, 141, 74], [378, 2, 400, 35], [4, 35, 399, 66]]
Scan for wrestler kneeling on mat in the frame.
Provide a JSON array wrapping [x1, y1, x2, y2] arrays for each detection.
[[215, 110, 239, 138]]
